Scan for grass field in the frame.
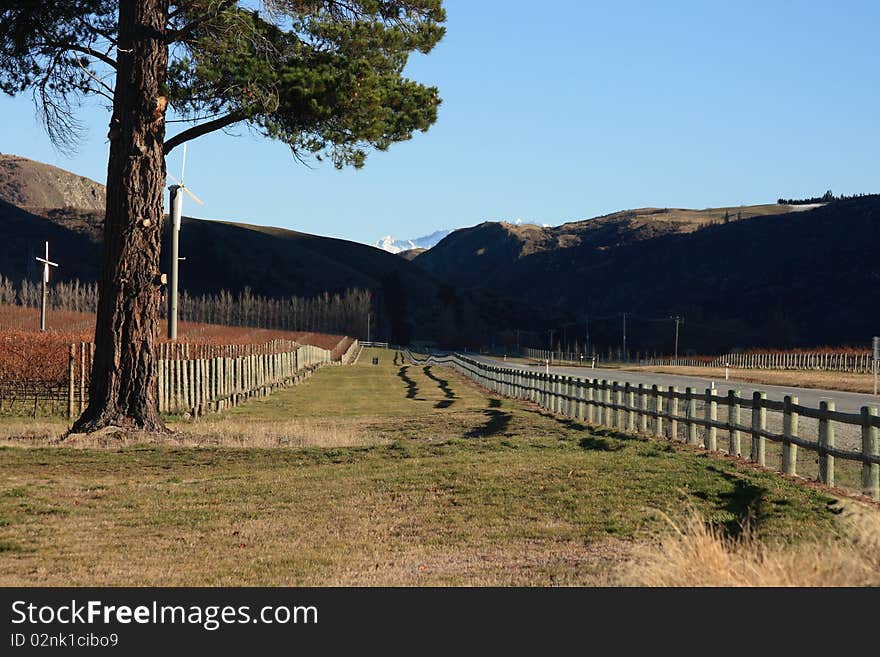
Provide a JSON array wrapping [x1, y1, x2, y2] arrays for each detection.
[[0, 349, 874, 586]]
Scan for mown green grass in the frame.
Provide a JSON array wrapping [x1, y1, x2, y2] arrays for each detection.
[[0, 348, 845, 585]]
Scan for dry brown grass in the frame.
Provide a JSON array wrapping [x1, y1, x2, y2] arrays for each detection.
[[171, 416, 385, 449], [0, 417, 381, 450], [0, 419, 67, 444], [625, 365, 876, 394], [620, 501, 880, 587]]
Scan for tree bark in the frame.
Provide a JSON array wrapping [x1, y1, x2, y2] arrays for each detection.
[[72, 0, 169, 433]]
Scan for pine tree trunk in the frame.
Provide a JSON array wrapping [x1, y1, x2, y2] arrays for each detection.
[[73, 0, 169, 433]]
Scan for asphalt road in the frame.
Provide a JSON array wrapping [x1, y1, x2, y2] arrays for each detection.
[[466, 355, 880, 415]]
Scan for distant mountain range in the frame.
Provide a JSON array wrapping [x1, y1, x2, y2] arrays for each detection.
[[374, 220, 550, 255], [374, 229, 454, 254]]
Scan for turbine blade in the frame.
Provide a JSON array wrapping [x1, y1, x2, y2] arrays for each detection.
[[181, 143, 187, 183], [167, 172, 182, 186], [182, 186, 205, 206]]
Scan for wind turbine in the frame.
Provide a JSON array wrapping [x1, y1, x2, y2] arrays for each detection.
[[166, 143, 204, 340], [34, 241, 59, 332]]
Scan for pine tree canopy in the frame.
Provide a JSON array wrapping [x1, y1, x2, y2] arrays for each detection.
[[0, 1, 446, 166]]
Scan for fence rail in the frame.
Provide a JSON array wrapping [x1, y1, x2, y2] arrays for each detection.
[[409, 351, 880, 500]]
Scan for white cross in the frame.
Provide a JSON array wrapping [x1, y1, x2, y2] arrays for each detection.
[[35, 241, 59, 283]]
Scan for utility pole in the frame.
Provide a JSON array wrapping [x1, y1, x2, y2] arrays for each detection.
[[585, 315, 590, 355], [367, 312, 371, 342], [671, 315, 684, 359], [622, 312, 627, 362], [35, 241, 59, 332]]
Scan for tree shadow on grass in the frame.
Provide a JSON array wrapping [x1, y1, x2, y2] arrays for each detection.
[[397, 366, 419, 399], [465, 401, 512, 439], [579, 436, 625, 452], [526, 406, 646, 444], [701, 465, 768, 539], [422, 366, 457, 409]]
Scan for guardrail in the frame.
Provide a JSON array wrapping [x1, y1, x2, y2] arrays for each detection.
[[407, 351, 880, 500]]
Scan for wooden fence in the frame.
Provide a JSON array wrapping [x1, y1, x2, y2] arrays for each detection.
[[642, 351, 878, 373], [340, 339, 362, 365], [408, 351, 880, 501], [67, 339, 336, 419], [525, 347, 878, 374]]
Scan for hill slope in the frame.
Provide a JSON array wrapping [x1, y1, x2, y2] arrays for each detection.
[[414, 201, 880, 352], [0, 154, 105, 213], [0, 155, 568, 345]]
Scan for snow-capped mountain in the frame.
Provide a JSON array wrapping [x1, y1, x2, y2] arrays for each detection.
[[374, 228, 454, 254]]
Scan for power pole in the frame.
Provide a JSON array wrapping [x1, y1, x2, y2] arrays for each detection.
[[622, 312, 627, 362], [35, 241, 59, 332], [367, 312, 371, 342], [671, 315, 684, 358], [584, 315, 590, 355]]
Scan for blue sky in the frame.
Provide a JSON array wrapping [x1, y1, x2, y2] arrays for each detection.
[[1, 0, 878, 245]]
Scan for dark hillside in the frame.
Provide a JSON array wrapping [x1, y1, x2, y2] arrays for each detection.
[[414, 200, 879, 352]]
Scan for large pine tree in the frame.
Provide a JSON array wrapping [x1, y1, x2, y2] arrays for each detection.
[[0, 1, 445, 431]]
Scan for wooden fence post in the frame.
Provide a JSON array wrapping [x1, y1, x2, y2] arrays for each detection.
[[705, 388, 717, 451], [818, 401, 835, 487], [576, 379, 585, 420], [782, 395, 798, 476], [652, 384, 663, 436], [751, 391, 766, 466], [79, 341, 86, 413], [639, 384, 648, 433], [861, 406, 879, 500], [614, 382, 623, 430], [158, 353, 165, 414], [685, 387, 698, 446], [728, 390, 741, 456], [625, 382, 635, 431], [585, 379, 595, 424], [669, 386, 678, 440], [68, 344, 75, 422]]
